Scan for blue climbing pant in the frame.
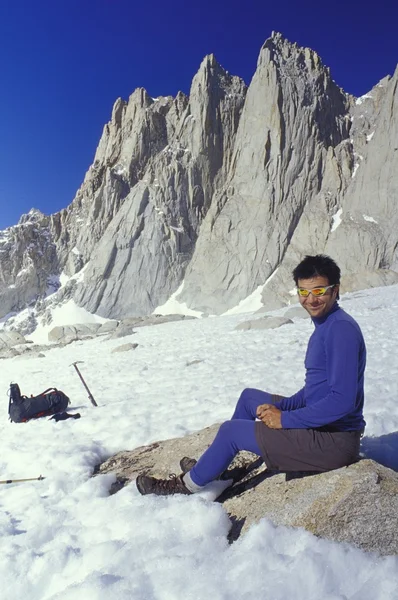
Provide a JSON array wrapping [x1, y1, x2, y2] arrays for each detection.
[[189, 388, 273, 487]]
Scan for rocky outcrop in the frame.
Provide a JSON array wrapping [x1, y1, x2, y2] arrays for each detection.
[[45, 313, 195, 344], [61, 33, 398, 315], [65, 57, 247, 318], [235, 316, 293, 330], [0, 331, 29, 357], [0, 32, 397, 322], [47, 323, 102, 344], [0, 331, 26, 348], [111, 342, 138, 353], [179, 33, 352, 312], [96, 424, 398, 555], [325, 69, 398, 274], [253, 65, 398, 310], [282, 305, 310, 319], [0, 209, 58, 317], [0, 339, 49, 360]]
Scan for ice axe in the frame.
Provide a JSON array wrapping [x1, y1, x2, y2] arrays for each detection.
[[71, 361, 98, 407]]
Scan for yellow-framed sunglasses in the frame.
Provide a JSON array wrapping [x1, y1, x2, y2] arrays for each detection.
[[297, 284, 336, 298]]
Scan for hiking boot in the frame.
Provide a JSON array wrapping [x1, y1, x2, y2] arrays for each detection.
[[136, 473, 192, 496], [179, 456, 197, 473]]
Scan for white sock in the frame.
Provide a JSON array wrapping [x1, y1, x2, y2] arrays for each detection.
[[183, 472, 234, 502], [183, 471, 205, 493]]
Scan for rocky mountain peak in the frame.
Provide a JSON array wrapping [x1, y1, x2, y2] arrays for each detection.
[[261, 32, 337, 93], [0, 33, 397, 326], [111, 97, 127, 127], [190, 53, 246, 97], [18, 208, 47, 225], [0, 208, 58, 318]]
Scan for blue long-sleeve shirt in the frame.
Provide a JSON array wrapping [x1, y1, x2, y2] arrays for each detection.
[[276, 303, 366, 431]]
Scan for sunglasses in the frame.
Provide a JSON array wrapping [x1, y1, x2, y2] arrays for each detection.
[[297, 284, 335, 298]]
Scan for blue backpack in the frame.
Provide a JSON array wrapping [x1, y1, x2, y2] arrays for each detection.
[[8, 383, 70, 423]]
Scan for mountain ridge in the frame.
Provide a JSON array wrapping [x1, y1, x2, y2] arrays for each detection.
[[1, 32, 397, 328]]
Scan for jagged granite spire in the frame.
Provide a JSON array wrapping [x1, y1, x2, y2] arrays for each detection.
[[67, 55, 247, 317], [0, 33, 397, 321], [177, 33, 352, 312], [0, 210, 58, 316]]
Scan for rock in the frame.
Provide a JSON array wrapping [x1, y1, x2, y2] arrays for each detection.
[[97, 320, 119, 334], [0, 209, 58, 318], [0, 331, 26, 348], [340, 269, 398, 294], [0, 347, 20, 359], [134, 314, 196, 328], [71, 59, 247, 319], [283, 305, 311, 319], [179, 32, 351, 313], [1, 33, 398, 322], [96, 424, 398, 555], [105, 324, 136, 340], [105, 314, 195, 340], [48, 323, 102, 343], [235, 316, 293, 331], [111, 342, 138, 353]]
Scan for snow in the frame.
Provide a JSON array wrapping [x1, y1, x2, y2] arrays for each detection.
[[330, 207, 343, 232], [153, 283, 203, 317], [355, 94, 372, 105], [1, 284, 398, 599], [27, 299, 108, 344], [222, 268, 279, 316], [352, 163, 360, 178], [367, 131, 375, 142], [59, 271, 71, 286], [363, 215, 378, 224], [0, 229, 11, 244]]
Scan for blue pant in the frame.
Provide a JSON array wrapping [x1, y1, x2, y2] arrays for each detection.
[[189, 388, 274, 487]]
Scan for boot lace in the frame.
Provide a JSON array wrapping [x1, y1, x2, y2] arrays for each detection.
[[156, 473, 182, 494]]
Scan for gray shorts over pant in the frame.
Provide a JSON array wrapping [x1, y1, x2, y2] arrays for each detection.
[[255, 423, 362, 472]]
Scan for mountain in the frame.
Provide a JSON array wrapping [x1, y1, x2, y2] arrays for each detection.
[[1, 32, 397, 326]]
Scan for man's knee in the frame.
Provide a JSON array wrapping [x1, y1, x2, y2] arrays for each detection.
[[218, 420, 234, 437], [217, 419, 259, 455], [237, 388, 255, 404]]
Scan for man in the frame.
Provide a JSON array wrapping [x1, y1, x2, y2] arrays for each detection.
[[136, 255, 366, 497]]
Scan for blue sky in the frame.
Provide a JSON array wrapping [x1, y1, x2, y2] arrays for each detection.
[[0, 0, 397, 230]]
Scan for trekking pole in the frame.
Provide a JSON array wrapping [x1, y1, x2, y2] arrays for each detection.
[[0, 475, 45, 485], [71, 361, 98, 407]]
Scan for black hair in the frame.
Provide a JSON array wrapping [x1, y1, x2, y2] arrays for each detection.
[[292, 255, 341, 286]]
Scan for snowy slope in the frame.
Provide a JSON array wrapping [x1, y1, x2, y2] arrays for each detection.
[[0, 285, 397, 600]]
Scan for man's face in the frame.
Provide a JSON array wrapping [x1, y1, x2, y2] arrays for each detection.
[[297, 275, 339, 319]]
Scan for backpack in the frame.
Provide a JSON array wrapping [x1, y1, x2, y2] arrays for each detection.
[[8, 383, 70, 423]]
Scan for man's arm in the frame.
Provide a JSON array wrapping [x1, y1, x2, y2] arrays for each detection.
[[276, 387, 305, 411], [281, 321, 361, 429], [256, 388, 305, 429]]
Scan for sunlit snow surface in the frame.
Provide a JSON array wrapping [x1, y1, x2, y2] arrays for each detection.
[[1, 284, 398, 599], [330, 208, 343, 232]]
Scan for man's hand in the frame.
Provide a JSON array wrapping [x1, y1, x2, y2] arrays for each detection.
[[256, 404, 282, 429]]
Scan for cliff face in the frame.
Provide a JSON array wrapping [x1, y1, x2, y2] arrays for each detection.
[[0, 32, 397, 321], [179, 33, 353, 312], [63, 56, 247, 318], [0, 209, 58, 317]]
